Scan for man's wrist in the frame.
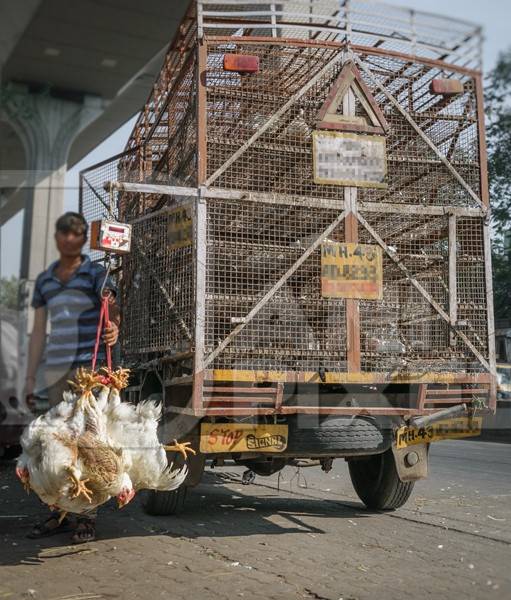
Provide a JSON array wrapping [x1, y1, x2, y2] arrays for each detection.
[[26, 375, 36, 382]]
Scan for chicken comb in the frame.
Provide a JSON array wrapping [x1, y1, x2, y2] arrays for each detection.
[[68, 367, 103, 393], [100, 366, 130, 390]]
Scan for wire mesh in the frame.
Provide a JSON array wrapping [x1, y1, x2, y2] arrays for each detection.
[[204, 198, 347, 371], [199, 0, 482, 69], [80, 3, 490, 379]]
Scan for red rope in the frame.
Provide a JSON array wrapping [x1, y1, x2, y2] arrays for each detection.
[[92, 294, 112, 372]]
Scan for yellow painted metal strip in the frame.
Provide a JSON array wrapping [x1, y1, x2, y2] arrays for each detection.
[[208, 369, 488, 385], [200, 423, 288, 454]]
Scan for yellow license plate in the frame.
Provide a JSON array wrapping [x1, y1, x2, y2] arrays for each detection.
[[396, 417, 482, 449], [200, 423, 288, 454]]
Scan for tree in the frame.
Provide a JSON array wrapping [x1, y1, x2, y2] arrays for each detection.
[[0, 276, 20, 311], [485, 49, 511, 321]]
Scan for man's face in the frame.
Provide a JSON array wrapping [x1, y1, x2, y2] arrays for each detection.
[[54, 229, 86, 258]]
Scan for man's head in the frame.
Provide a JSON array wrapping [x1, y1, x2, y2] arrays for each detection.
[[55, 212, 88, 258]]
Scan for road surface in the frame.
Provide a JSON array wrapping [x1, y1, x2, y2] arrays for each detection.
[[0, 440, 510, 600]]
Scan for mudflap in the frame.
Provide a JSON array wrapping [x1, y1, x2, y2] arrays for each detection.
[[392, 443, 429, 482]]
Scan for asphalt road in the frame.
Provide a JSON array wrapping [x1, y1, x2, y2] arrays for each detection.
[[0, 440, 510, 600]]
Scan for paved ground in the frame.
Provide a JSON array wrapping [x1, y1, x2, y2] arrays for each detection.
[[0, 440, 510, 600]]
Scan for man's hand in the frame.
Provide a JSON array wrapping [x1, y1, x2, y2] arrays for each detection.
[[103, 321, 119, 347], [25, 376, 36, 411]]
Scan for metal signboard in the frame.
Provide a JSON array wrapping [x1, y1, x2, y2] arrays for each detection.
[[321, 242, 383, 300], [168, 204, 193, 250], [313, 131, 387, 188]]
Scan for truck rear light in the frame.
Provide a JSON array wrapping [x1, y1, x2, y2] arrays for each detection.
[[223, 54, 260, 73], [430, 79, 464, 95]]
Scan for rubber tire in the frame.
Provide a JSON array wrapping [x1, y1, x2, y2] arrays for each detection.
[[348, 448, 414, 510], [142, 486, 188, 516], [286, 416, 392, 455]]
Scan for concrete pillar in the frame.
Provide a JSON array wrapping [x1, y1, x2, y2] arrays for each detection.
[[3, 87, 103, 280], [1, 87, 103, 397]]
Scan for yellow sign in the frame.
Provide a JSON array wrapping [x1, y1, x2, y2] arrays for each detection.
[[395, 416, 482, 449], [321, 242, 383, 300], [168, 205, 193, 250], [200, 423, 288, 454], [312, 131, 387, 188]]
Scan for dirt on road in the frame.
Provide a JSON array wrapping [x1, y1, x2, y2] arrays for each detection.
[[1, 440, 510, 600]]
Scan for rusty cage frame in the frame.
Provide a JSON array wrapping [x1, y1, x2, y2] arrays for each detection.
[[80, 0, 496, 419]]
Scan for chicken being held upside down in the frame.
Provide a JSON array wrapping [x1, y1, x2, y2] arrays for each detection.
[[16, 367, 194, 515]]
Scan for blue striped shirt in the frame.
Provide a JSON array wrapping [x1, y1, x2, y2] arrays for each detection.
[[31, 255, 117, 369]]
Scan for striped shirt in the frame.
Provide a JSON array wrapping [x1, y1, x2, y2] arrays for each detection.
[[31, 255, 117, 369]]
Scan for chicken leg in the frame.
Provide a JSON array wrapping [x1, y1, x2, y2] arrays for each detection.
[[15, 466, 30, 494], [163, 440, 196, 460], [66, 466, 93, 503]]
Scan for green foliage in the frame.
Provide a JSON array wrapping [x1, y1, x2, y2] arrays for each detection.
[[486, 49, 511, 320], [0, 276, 20, 311]]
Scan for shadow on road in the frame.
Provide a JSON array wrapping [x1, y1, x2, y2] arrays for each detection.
[[0, 460, 368, 567]]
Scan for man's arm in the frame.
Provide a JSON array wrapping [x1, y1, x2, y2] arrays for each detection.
[[25, 307, 47, 405]]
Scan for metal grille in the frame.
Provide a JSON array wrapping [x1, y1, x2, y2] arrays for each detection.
[[80, 1, 491, 383], [206, 43, 481, 210], [204, 197, 347, 371], [199, 1, 482, 69], [121, 205, 195, 359], [357, 212, 486, 374]]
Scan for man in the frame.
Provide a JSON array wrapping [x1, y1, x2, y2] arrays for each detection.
[[25, 212, 120, 543]]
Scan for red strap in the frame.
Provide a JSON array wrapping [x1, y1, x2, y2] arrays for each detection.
[[92, 295, 112, 372]]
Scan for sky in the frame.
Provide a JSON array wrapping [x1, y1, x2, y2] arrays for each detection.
[[1, 0, 511, 279]]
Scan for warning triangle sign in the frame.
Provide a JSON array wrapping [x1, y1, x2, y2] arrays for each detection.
[[316, 62, 389, 134]]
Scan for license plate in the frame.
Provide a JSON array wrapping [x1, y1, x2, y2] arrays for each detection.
[[200, 423, 288, 454], [395, 417, 482, 449]]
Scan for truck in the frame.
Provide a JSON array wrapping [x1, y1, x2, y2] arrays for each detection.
[[80, 0, 496, 515]]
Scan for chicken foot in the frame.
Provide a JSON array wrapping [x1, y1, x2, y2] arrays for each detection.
[[163, 440, 196, 460], [66, 466, 93, 503]]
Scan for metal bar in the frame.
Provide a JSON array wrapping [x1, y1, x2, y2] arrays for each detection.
[[110, 181, 198, 197], [203, 210, 347, 368], [206, 369, 493, 385], [358, 202, 484, 218], [353, 55, 485, 210], [197, 0, 204, 39], [483, 218, 498, 407], [201, 406, 446, 416], [204, 49, 345, 187], [417, 384, 427, 411], [422, 399, 475, 405], [202, 20, 475, 64], [192, 198, 208, 382], [207, 37, 480, 77], [356, 210, 491, 372], [204, 397, 276, 403], [426, 389, 489, 396], [270, 2, 277, 37], [203, 386, 278, 394], [193, 39, 209, 409], [448, 214, 457, 346], [197, 41, 208, 185], [343, 86, 361, 373], [274, 382, 284, 412]]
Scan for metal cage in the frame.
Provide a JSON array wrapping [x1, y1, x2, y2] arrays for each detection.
[[80, 0, 495, 417]]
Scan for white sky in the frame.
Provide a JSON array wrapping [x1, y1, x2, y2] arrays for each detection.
[[2, 0, 511, 278]]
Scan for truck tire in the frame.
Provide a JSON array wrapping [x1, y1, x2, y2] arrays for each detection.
[[348, 448, 414, 510], [286, 416, 392, 455], [142, 486, 188, 516]]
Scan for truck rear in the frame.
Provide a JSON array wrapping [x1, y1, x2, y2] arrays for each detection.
[[80, 0, 496, 514]]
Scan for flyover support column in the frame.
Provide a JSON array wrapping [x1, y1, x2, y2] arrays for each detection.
[[1, 87, 103, 396]]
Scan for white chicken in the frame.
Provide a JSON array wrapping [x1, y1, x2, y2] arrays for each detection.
[[16, 367, 194, 516]]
